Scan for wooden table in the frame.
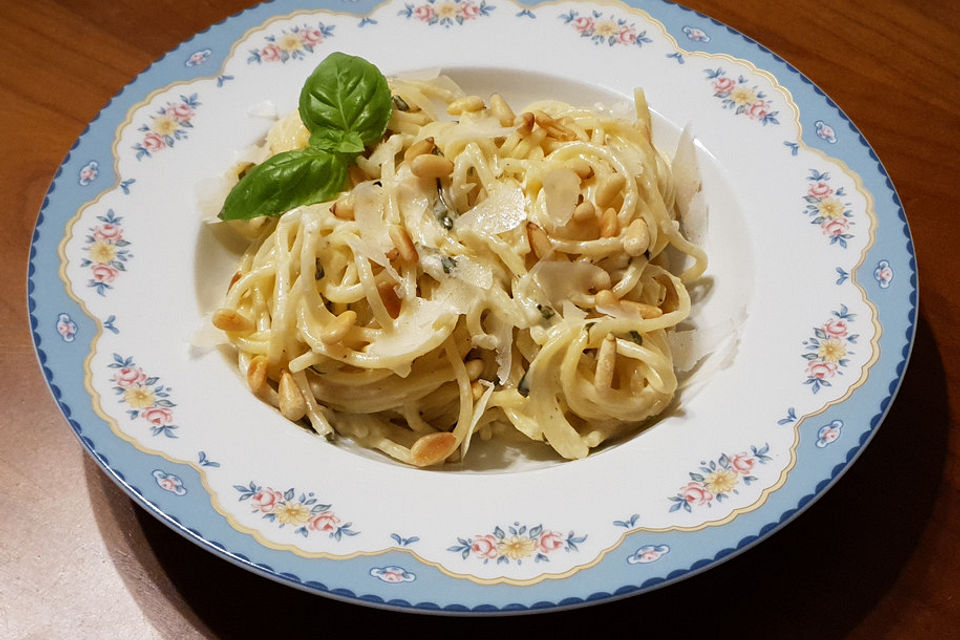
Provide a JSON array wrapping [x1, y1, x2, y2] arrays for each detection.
[[2, 0, 958, 636]]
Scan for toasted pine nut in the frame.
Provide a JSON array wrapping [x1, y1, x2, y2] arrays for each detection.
[[534, 111, 578, 141], [448, 95, 486, 115], [471, 380, 485, 402], [594, 289, 617, 309], [595, 173, 626, 209], [526, 222, 552, 260], [569, 158, 594, 180], [278, 371, 307, 421], [572, 200, 595, 222], [489, 93, 515, 126], [599, 207, 620, 238], [595, 333, 617, 390], [246, 355, 268, 392], [410, 154, 454, 179], [389, 226, 419, 264], [515, 112, 535, 135], [378, 281, 402, 318], [465, 359, 484, 381], [331, 196, 355, 220], [321, 310, 357, 344], [403, 136, 435, 163], [411, 431, 458, 467], [623, 219, 650, 256], [621, 300, 664, 318], [212, 308, 254, 333]]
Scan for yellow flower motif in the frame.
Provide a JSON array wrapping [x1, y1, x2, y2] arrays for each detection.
[[593, 20, 619, 37], [436, 2, 458, 18], [817, 198, 846, 219], [152, 115, 179, 136], [818, 338, 847, 363], [88, 240, 117, 264], [704, 468, 739, 494], [730, 86, 757, 107], [278, 33, 302, 52], [274, 502, 311, 525], [498, 536, 536, 560], [124, 386, 156, 409]]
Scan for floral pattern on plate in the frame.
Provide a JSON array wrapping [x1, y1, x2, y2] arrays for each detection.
[[133, 94, 200, 160], [627, 544, 670, 564], [816, 420, 843, 448], [370, 566, 416, 583], [235, 482, 359, 540], [109, 354, 179, 437], [704, 68, 780, 125], [669, 444, 772, 512], [247, 23, 335, 64], [80, 209, 131, 296], [802, 305, 858, 393], [153, 470, 187, 495], [448, 522, 587, 565], [559, 10, 653, 48], [399, 0, 494, 27], [803, 170, 855, 247]]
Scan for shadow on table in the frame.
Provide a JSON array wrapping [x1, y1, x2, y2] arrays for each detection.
[[89, 313, 945, 639]]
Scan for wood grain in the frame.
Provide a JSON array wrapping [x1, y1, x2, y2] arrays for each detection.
[[2, 0, 958, 636]]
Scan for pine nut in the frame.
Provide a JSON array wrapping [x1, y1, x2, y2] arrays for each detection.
[[569, 158, 594, 180], [515, 112, 535, 135], [278, 371, 307, 421], [623, 219, 650, 256], [378, 281, 402, 318], [246, 355, 268, 392], [447, 95, 486, 115], [526, 222, 553, 260], [212, 308, 254, 333], [320, 310, 357, 344], [595, 173, 626, 209], [489, 93, 515, 126], [403, 136, 435, 163], [599, 207, 620, 238], [595, 333, 617, 390], [621, 300, 664, 318], [389, 226, 419, 264], [411, 431, 457, 467], [594, 289, 617, 309], [572, 200, 595, 222], [465, 359, 484, 381], [471, 380, 485, 401], [410, 154, 454, 179], [331, 196, 354, 220]]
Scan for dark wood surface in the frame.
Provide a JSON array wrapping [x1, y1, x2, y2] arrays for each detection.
[[3, 0, 958, 636]]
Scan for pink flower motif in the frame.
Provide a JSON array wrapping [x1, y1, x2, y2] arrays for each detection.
[[639, 549, 662, 562], [808, 182, 834, 199], [379, 570, 405, 583], [91, 264, 118, 283], [261, 44, 282, 62], [460, 2, 480, 19], [806, 361, 838, 380], [821, 427, 840, 444], [572, 16, 594, 33], [250, 488, 284, 513], [113, 366, 147, 387], [680, 482, 713, 506], [301, 28, 324, 46], [823, 318, 849, 338], [141, 406, 173, 426], [80, 167, 97, 183], [308, 511, 341, 532], [470, 534, 500, 559], [617, 27, 637, 45], [93, 224, 123, 242], [170, 103, 194, 121], [746, 101, 770, 120], [158, 476, 180, 492], [414, 5, 435, 21], [713, 76, 736, 94], [538, 530, 565, 553], [729, 453, 756, 475], [143, 132, 165, 152], [822, 218, 850, 237]]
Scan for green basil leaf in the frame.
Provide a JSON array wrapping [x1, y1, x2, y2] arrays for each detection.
[[298, 52, 391, 148], [218, 147, 346, 221]]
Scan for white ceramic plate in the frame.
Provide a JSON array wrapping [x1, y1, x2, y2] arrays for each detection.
[[30, 0, 916, 613]]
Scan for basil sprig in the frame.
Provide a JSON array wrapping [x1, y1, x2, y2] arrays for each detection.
[[219, 52, 392, 221]]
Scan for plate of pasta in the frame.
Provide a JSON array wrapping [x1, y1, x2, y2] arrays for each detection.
[[30, 0, 916, 613]]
